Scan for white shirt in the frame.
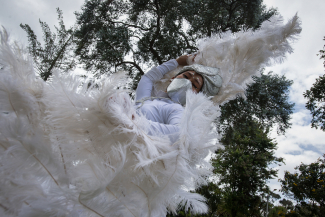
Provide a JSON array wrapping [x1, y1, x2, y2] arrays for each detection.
[[135, 59, 184, 135]]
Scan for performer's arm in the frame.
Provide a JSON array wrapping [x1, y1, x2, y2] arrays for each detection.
[[148, 104, 183, 135], [135, 59, 178, 101]]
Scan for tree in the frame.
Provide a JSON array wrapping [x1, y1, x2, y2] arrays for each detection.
[[279, 198, 294, 210], [181, 0, 276, 37], [213, 120, 283, 217], [167, 71, 293, 217], [219, 71, 294, 135], [304, 36, 325, 131], [208, 72, 293, 216], [268, 205, 287, 217], [280, 154, 325, 216], [74, 0, 276, 89], [20, 8, 76, 81]]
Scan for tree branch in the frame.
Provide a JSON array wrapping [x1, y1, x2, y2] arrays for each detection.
[[109, 20, 155, 31], [44, 34, 73, 81], [116, 61, 144, 75], [149, 0, 162, 65], [177, 31, 197, 51]]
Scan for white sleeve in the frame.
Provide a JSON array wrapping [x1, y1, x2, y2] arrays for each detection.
[[135, 59, 178, 101], [147, 103, 183, 137]]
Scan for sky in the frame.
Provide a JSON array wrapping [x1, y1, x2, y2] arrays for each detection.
[[263, 0, 325, 200], [1, 0, 325, 204]]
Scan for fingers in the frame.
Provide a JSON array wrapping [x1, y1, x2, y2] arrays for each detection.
[[176, 55, 189, 66], [186, 52, 198, 65]]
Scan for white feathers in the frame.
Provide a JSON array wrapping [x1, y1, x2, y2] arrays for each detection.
[[0, 28, 220, 216], [194, 14, 301, 105], [155, 14, 301, 106], [0, 14, 301, 216]]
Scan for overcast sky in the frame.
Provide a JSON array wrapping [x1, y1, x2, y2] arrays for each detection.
[[1, 0, 325, 203], [263, 0, 325, 199]]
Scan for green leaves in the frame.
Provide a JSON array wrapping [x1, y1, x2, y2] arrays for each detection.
[[182, 0, 277, 37], [304, 36, 325, 131], [73, 0, 276, 90], [220, 71, 294, 135], [20, 8, 76, 81], [304, 74, 325, 131], [280, 155, 325, 216], [204, 71, 293, 216]]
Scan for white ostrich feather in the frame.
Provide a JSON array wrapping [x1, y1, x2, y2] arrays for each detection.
[[196, 14, 301, 105], [0, 28, 221, 216], [156, 14, 301, 106]]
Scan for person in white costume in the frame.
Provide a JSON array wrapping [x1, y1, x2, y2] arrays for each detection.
[[135, 55, 222, 137], [0, 14, 301, 217]]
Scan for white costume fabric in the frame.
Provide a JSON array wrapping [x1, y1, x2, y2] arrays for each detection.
[[0, 14, 301, 217], [136, 59, 184, 137]]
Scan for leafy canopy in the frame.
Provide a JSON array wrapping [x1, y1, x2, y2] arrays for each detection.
[[219, 71, 294, 135], [168, 71, 293, 217], [304, 36, 325, 131], [280, 154, 325, 216], [74, 0, 276, 87]]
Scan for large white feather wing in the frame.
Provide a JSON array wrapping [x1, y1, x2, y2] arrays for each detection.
[[0, 29, 220, 217]]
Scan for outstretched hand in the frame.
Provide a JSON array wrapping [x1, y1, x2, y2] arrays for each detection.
[[176, 55, 190, 66], [176, 53, 197, 66]]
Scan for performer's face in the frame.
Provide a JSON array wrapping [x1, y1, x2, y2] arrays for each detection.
[[175, 71, 203, 93]]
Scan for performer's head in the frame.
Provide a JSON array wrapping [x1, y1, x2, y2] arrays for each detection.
[[174, 70, 204, 93], [167, 64, 222, 105]]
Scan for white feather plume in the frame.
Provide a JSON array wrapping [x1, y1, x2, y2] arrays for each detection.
[[156, 14, 301, 106], [0, 28, 221, 216], [195, 14, 301, 104]]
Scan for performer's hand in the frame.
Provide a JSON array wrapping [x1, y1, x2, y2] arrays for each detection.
[[176, 55, 189, 66], [187, 53, 198, 65]]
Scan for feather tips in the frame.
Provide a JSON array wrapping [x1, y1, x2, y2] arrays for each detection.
[[0, 29, 219, 216]]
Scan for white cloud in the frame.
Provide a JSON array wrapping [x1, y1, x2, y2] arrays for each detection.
[[263, 1, 325, 197], [264, 0, 325, 107], [267, 109, 325, 198], [0, 0, 84, 45]]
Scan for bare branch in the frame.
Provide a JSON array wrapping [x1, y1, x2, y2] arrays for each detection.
[[177, 31, 197, 50], [149, 0, 162, 64], [116, 61, 144, 75], [110, 20, 155, 31]]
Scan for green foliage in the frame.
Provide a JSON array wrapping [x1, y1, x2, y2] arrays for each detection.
[[304, 73, 325, 131], [20, 8, 76, 81], [74, 0, 276, 89], [219, 71, 294, 135], [280, 154, 325, 216], [168, 71, 293, 217], [304, 37, 325, 131], [279, 198, 294, 210], [74, 0, 132, 73], [213, 120, 283, 216], [181, 0, 277, 37], [268, 205, 287, 217]]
